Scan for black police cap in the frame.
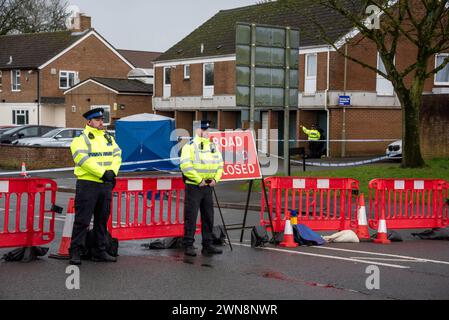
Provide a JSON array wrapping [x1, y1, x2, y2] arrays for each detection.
[[83, 108, 105, 120], [200, 120, 211, 130]]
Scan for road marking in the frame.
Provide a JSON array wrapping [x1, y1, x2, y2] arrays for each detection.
[[350, 257, 423, 263], [312, 246, 449, 266], [232, 243, 410, 269]]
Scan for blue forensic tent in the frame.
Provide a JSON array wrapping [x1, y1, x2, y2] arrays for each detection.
[[115, 113, 179, 172]]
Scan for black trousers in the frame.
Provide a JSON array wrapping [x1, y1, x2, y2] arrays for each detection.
[[309, 141, 320, 158], [183, 184, 214, 248], [70, 180, 113, 253]]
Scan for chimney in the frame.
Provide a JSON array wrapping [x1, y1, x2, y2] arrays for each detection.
[[70, 13, 92, 32]]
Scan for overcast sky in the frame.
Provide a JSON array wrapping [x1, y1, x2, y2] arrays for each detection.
[[67, 0, 258, 53]]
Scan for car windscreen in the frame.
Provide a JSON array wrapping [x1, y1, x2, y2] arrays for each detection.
[[41, 129, 61, 138], [1, 127, 22, 135]]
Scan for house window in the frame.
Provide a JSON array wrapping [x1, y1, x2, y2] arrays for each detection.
[[59, 71, 78, 89], [203, 63, 214, 98], [164, 67, 171, 85], [11, 70, 21, 91], [90, 105, 111, 125], [304, 54, 317, 94], [376, 53, 394, 96], [12, 110, 29, 125], [0, 70, 2, 89], [163, 67, 171, 98], [184, 64, 190, 79], [435, 54, 449, 84]]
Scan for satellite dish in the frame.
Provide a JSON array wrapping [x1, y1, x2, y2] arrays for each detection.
[[65, 5, 81, 29]]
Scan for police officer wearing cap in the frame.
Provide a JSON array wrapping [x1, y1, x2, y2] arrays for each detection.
[[180, 120, 224, 257], [69, 108, 122, 265]]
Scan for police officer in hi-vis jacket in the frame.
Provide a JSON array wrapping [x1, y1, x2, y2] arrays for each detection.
[[69, 108, 122, 265], [180, 120, 224, 257]]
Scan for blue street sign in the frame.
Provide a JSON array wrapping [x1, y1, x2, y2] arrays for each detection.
[[339, 95, 351, 106]]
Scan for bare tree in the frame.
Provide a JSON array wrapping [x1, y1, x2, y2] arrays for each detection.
[[0, 0, 69, 35], [275, 0, 449, 168]]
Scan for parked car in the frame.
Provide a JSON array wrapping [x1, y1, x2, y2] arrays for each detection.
[[0, 125, 19, 135], [0, 125, 58, 144], [15, 128, 84, 147], [386, 139, 402, 159]]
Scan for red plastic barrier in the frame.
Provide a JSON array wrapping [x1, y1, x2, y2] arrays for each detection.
[[260, 177, 360, 232], [108, 177, 200, 241], [0, 178, 57, 248], [369, 179, 449, 230]]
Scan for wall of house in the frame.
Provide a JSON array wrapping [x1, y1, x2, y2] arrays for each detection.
[[65, 82, 116, 128], [0, 69, 39, 103], [65, 82, 152, 128], [329, 107, 402, 157], [41, 34, 132, 98]]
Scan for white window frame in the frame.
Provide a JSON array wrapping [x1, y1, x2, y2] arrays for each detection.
[[11, 70, 21, 92], [0, 70, 2, 89], [12, 109, 29, 125], [59, 70, 79, 89], [304, 53, 317, 95], [184, 64, 190, 79], [203, 63, 214, 98], [163, 66, 171, 99], [90, 105, 111, 126], [376, 52, 395, 96], [434, 53, 449, 85]]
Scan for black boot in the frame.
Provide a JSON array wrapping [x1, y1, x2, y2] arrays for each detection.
[[184, 246, 197, 257], [91, 250, 117, 262], [202, 245, 223, 255], [69, 248, 82, 265]]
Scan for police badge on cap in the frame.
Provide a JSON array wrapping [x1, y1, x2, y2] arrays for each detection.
[[83, 108, 104, 120]]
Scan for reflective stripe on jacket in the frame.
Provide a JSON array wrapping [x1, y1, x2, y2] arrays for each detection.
[[180, 136, 224, 185], [302, 127, 321, 141], [70, 125, 122, 183]]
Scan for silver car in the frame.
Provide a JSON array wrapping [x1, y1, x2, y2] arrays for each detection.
[[386, 139, 402, 159], [15, 128, 84, 147]]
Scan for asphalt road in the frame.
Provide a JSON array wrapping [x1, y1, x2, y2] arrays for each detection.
[[1, 163, 448, 301], [1, 190, 449, 300]]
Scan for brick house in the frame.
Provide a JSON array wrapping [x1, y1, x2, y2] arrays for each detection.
[[0, 15, 134, 127], [64, 77, 153, 128], [153, 1, 449, 157]]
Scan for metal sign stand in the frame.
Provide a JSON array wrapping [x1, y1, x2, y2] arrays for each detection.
[[238, 177, 277, 245], [212, 187, 233, 251]]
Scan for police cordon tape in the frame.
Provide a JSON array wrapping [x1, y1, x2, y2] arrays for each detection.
[[0, 157, 181, 176], [0, 153, 394, 176], [263, 151, 392, 167]]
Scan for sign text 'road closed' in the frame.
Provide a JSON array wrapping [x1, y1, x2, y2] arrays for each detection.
[[209, 130, 262, 181]]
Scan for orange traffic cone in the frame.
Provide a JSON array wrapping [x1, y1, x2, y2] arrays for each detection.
[[279, 219, 298, 248], [20, 162, 27, 177], [356, 194, 371, 241], [373, 208, 391, 244], [49, 198, 75, 259]]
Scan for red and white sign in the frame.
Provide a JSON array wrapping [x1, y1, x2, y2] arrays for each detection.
[[209, 130, 261, 181]]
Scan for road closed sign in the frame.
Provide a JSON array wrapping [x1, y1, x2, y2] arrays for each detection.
[[209, 130, 262, 181]]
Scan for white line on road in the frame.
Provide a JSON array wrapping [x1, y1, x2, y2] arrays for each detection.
[[232, 243, 410, 269], [312, 246, 449, 266], [350, 257, 423, 263]]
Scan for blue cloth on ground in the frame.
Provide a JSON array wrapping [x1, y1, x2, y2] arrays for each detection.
[[293, 224, 325, 246]]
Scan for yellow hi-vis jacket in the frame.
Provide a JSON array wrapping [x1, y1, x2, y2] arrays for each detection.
[[180, 136, 224, 185], [302, 126, 321, 141], [70, 125, 122, 183]]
